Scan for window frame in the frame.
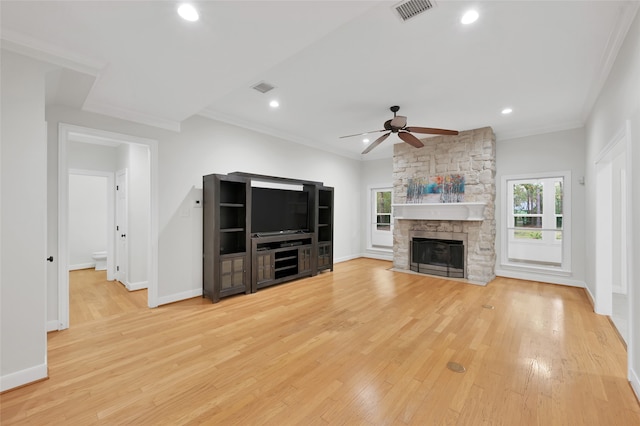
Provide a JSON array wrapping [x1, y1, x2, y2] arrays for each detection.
[[367, 186, 393, 250], [501, 171, 572, 275], [375, 190, 392, 231]]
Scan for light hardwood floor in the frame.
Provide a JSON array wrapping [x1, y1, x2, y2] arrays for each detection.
[[68, 268, 148, 326], [2, 259, 639, 425]]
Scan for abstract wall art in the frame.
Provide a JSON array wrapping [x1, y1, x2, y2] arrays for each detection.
[[406, 174, 465, 203]]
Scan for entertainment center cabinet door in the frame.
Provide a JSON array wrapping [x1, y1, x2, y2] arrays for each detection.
[[299, 246, 311, 273], [255, 251, 274, 288], [219, 254, 248, 297], [317, 242, 332, 271]]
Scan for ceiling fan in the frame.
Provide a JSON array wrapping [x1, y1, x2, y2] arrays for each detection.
[[340, 106, 459, 154]]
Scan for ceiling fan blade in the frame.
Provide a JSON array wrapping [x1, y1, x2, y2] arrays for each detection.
[[339, 129, 386, 139], [405, 127, 459, 136], [362, 133, 390, 154], [398, 131, 424, 148]]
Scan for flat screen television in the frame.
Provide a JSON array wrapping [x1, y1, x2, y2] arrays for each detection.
[[251, 187, 309, 235]]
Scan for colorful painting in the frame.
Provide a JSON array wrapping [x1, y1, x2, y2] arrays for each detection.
[[407, 174, 465, 203]]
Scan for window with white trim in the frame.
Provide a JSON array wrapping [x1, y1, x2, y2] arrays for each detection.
[[502, 172, 571, 273], [370, 188, 393, 248]]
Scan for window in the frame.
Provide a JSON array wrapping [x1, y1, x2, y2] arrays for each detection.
[[376, 190, 392, 231], [502, 172, 571, 273], [370, 187, 393, 249]]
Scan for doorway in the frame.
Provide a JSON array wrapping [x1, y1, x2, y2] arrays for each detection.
[[594, 121, 632, 345], [68, 170, 114, 276], [57, 123, 159, 330]]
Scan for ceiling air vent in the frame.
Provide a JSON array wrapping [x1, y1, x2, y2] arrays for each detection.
[[394, 0, 434, 21], [251, 81, 275, 94]]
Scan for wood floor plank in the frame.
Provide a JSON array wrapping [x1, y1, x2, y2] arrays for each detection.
[[2, 259, 639, 425]]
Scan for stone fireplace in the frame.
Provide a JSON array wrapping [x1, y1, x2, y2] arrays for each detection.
[[392, 127, 496, 284]]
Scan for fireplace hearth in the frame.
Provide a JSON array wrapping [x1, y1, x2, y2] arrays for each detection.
[[411, 238, 464, 278]]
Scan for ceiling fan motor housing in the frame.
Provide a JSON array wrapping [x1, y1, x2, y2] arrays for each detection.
[[390, 116, 407, 129]]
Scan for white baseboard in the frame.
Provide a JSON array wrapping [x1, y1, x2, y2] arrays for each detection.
[[584, 285, 596, 310], [0, 362, 47, 392], [157, 288, 202, 306], [334, 254, 360, 263], [47, 320, 60, 332], [495, 268, 586, 288], [68, 262, 95, 271], [361, 251, 393, 261], [126, 280, 148, 291], [612, 285, 627, 295], [630, 367, 640, 403]]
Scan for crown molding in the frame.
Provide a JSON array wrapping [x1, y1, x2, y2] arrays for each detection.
[[1, 29, 180, 132], [0, 29, 104, 76], [83, 96, 181, 132], [495, 119, 584, 142], [580, 1, 640, 122], [198, 107, 361, 161]]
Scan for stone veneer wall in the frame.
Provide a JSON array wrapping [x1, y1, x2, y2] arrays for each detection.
[[392, 126, 496, 284]]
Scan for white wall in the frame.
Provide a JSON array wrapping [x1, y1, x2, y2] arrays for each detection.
[[0, 51, 50, 391], [114, 143, 150, 288], [584, 9, 640, 397], [45, 105, 363, 309], [68, 141, 117, 171], [360, 157, 393, 259], [155, 115, 362, 303], [68, 174, 108, 269], [126, 144, 150, 287], [495, 127, 586, 286]]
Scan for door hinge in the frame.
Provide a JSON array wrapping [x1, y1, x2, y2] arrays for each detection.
[[116, 266, 120, 271], [116, 225, 119, 231]]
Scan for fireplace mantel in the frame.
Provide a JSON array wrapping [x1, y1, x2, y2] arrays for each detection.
[[392, 202, 486, 221]]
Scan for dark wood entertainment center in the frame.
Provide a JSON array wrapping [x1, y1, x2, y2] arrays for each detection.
[[203, 172, 334, 303]]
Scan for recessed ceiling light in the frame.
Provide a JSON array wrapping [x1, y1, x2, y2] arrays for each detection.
[[269, 100, 279, 108], [501, 107, 513, 115], [461, 10, 479, 25], [363, 138, 370, 144], [178, 4, 199, 22]]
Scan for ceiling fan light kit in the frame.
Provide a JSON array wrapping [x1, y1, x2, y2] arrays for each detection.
[[340, 106, 459, 154]]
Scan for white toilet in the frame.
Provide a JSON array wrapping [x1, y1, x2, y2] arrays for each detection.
[[92, 251, 107, 271]]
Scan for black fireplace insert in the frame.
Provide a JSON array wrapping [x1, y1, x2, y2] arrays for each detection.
[[410, 238, 464, 278]]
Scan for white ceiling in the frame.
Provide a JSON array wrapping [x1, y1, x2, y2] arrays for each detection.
[[1, 1, 638, 160]]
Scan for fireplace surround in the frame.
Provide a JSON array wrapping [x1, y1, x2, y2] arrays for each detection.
[[392, 127, 496, 285]]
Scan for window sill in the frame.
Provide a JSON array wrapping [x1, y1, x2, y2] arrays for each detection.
[[366, 246, 392, 253], [499, 262, 571, 277]]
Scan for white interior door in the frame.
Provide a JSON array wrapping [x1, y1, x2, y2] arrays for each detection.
[[115, 169, 128, 285]]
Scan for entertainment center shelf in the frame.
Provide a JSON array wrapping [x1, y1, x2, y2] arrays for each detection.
[[252, 233, 313, 291], [203, 172, 333, 303]]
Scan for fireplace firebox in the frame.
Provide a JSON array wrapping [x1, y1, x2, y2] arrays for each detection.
[[411, 238, 464, 278]]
